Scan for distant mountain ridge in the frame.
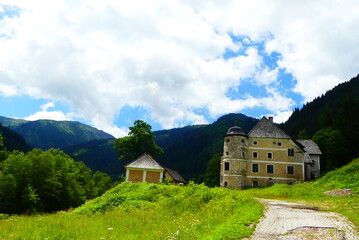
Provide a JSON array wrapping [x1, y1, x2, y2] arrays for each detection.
[[0, 117, 114, 150]]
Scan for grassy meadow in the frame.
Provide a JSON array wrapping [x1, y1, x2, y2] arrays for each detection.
[[0, 182, 263, 239]]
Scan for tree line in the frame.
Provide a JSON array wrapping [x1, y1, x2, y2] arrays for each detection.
[[0, 135, 114, 214]]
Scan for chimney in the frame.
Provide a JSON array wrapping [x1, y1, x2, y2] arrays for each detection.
[[269, 116, 273, 123]]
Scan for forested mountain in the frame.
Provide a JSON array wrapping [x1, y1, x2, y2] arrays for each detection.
[[0, 124, 31, 152], [281, 74, 359, 171], [64, 139, 123, 179], [0, 117, 114, 150]]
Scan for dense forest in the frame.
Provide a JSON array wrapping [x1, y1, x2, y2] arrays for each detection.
[[0, 129, 114, 214], [282, 74, 359, 173]]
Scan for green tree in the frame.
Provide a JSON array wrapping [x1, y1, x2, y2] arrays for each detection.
[[0, 134, 8, 161], [0, 148, 113, 214], [297, 129, 310, 139], [92, 171, 113, 197], [203, 153, 221, 187], [114, 120, 163, 161], [312, 127, 349, 173]]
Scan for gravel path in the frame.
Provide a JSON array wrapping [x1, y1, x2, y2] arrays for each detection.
[[249, 199, 358, 240]]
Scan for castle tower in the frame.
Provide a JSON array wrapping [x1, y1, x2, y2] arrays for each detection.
[[220, 126, 248, 189]]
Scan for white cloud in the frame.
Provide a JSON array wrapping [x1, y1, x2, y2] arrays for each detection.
[[0, 84, 19, 97], [24, 102, 74, 121], [0, 0, 358, 134]]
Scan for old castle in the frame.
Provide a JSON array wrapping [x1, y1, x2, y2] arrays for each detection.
[[220, 116, 321, 189]]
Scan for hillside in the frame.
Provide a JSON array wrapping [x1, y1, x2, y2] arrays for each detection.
[[0, 124, 31, 152], [0, 182, 263, 239], [0, 117, 114, 149], [64, 139, 124, 179], [281, 74, 359, 169]]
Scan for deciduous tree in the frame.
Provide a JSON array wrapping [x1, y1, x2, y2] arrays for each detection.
[[114, 120, 163, 161]]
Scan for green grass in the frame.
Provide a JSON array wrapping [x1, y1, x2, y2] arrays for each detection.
[[0, 182, 263, 239], [247, 158, 359, 230]]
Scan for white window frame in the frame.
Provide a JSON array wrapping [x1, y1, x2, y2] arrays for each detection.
[[253, 140, 258, 145], [277, 142, 282, 147], [252, 151, 258, 158], [267, 152, 273, 159]]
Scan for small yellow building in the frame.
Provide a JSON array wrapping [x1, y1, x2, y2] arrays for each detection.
[[125, 153, 186, 184], [220, 116, 321, 189]]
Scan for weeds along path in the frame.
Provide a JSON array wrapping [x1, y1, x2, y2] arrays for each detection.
[[249, 199, 358, 240]]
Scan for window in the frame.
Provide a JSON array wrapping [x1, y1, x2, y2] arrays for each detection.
[[242, 152, 246, 158], [224, 162, 230, 171], [253, 181, 259, 187], [224, 181, 228, 187], [241, 139, 245, 143], [287, 166, 294, 175], [253, 141, 258, 145], [252, 163, 259, 173], [226, 152, 229, 155], [277, 142, 282, 147], [226, 139, 230, 142], [267, 152, 273, 159], [288, 149, 294, 156], [267, 164, 274, 174], [253, 151, 258, 158]]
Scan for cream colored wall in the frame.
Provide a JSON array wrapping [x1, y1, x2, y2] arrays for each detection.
[[220, 136, 306, 189]]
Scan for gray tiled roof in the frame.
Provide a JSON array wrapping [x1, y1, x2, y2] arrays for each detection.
[[125, 153, 164, 170], [248, 117, 291, 138], [297, 140, 322, 155], [165, 168, 187, 183]]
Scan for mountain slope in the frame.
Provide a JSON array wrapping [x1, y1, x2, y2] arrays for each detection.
[[0, 124, 31, 152], [0, 117, 114, 149], [281, 74, 359, 163], [64, 139, 123, 179]]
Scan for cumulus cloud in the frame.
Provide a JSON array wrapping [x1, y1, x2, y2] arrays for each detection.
[[0, 0, 358, 137], [24, 102, 74, 121]]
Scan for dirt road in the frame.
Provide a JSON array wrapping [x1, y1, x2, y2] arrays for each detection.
[[249, 199, 358, 240]]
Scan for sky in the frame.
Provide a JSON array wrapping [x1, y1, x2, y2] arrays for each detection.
[[0, 0, 358, 137]]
